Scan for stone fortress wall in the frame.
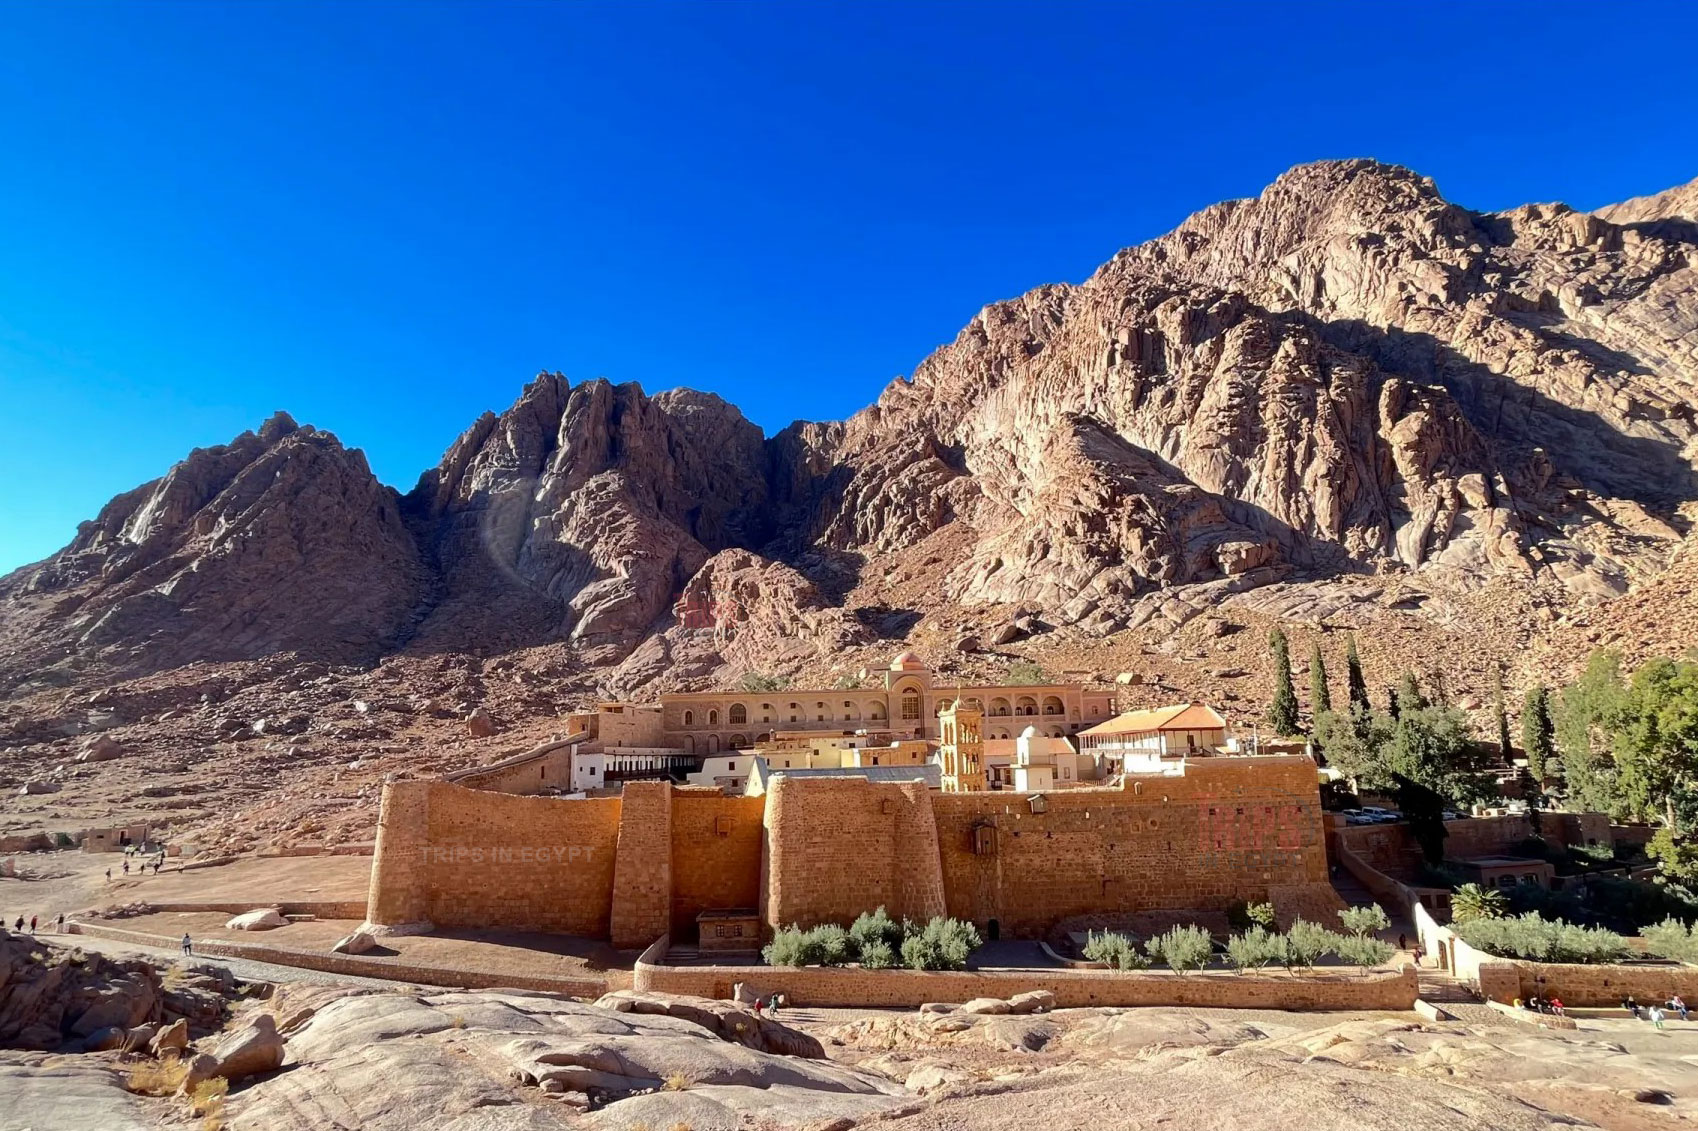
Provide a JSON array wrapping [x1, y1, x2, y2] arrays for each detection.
[[369, 753, 1335, 948]]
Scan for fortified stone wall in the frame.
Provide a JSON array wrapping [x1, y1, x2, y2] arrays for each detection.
[[930, 756, 1328, 936], [669, 790, 764, 937], [448, 742, 576, 796], [367, 781, 622, 936], [1331, 814, 1544, 880], [762, 777, 948, 932], [370, 756, 1337, 946]]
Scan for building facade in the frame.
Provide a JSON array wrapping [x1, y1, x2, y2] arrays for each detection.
[[578, 651, 1117, 758]]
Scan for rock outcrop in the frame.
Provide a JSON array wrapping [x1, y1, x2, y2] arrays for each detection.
[[1, 158, 1696, 756]]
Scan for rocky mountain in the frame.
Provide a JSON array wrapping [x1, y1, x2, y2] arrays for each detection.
[[3, 158, 1697, 743]]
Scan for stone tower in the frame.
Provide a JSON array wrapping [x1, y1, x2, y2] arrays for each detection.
[[937, 699, 986, 792]]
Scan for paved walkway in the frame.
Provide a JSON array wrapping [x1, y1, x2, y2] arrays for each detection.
[[48, 930, 401, 989]]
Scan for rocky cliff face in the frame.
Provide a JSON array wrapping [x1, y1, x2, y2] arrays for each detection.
[[0, 413, 427, 698], [3, 160, 1696, 707]]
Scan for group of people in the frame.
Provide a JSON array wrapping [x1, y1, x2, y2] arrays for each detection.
[[1622, 994, 1688, 1028], [750, 992, 786, 1017], [6, 913, 65, 934], [1523, 994, 1565, 1015]]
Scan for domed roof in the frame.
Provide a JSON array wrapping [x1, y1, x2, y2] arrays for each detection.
[[1021, 724, 1039, 739], [890, 650, 927, 672]]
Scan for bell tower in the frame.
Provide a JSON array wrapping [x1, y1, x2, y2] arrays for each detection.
[[937, 699, 985, 792]]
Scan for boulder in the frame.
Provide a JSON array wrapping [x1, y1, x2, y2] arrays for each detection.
[[906, 1060, 976, 1093], [918, 1002, 957, 1014], [1115, 671, 1142, 686], [19, 781, 61, 795], [82, 1026, 127, 1052], [225, 908, 288, 931], [959, 998, 1012, 1016], [990, 623, 1023, 646], [329, 929, 377, 955], [77, 736, 124, 764], [150, 1017, 190, 1056], [209, 1013, 284, 1081], [466, 708, 496, 738], [177, 1052, 220, 1092], [1007, 989, 1056, 1014]]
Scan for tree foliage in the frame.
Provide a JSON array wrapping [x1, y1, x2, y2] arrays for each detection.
[[1450, 882, 1508, 924], [1309, 641, 1332, 719], [1268, 628, 1299, 737], [1453, 912, 1629, 964], [1145, 924, 1214, 972], [1083, 930, 1150, 971], [1522, 685, 1554, 787], [1345, 634, 1370, 716], [1005, 660, 1049, 686], [1338, 903, 1390, 938]]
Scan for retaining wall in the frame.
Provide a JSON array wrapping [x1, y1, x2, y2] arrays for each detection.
[[633, 938, 1416, 1011]]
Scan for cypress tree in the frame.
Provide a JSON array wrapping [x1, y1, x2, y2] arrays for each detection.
[[1522, 684, 1554, 785], [1268, 627, 1299, 736], [1397, 671, 1427, 714], [1309, 640, 1332, 719], [1492, 667, 1512, 758], [1345, 634, 1370, 715]]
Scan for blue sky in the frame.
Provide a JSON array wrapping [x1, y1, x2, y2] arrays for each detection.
[[2, 1, 1695, 573]]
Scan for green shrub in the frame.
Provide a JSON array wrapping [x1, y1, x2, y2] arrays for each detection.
[[762, 925, 808, 967], [1228, 901, 1278, 931], [1453, 912, 1629, 964], [1337, 903, 1390, 938], [807, 924, 854, 966], [1145, 925, 1213, 972], [849, 907, 905, 955], [900, 916, 982, 971], [1282, 919, 1341, 971], [1082, 930, 1149, 971], [761, 923, 854, 967], [1642, 917, 1698, 964], [1335, 934, 1395, 968], [858, 939, 897, 969], [1225, 926, 1283, 972]]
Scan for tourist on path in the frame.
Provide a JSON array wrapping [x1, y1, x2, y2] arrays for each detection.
[[29, 915, 37, 933], [55, 913, 64, 933], [181, 933, 192, 956], [1651, 1005, 1667, 1031], [105, 868, 112, 883], [12, 916, 21, 931]]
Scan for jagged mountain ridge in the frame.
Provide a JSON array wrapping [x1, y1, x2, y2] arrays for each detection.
[[4, 158, 1697, 704]]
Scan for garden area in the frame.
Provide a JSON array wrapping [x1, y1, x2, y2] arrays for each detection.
[[759, 903, 1400, 975], [1444, 881, 1698, 966]]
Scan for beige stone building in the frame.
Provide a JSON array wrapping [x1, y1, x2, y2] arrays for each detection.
[[569, 651, 1118, 757]]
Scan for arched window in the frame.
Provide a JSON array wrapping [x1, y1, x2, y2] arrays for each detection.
[[708, 708, 719, 726], [1016, 696, 1037, 716], [729, 703, 747, 725], [966, 697, 983, 712], [706, 734, 720, 754], [901, 691, 921, 721], [990, 697, 1011, 717], [684, 735, 695, 753], [1042, 695, 1064, 716], [683, 709, 695, 727], [869, 702, 887, 721], [729, 734, 748, 750]]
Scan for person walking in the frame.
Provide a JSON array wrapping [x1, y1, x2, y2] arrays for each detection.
[[122, 860, 129, 876], [29, 916, 37, 933], [181, 933, 192, 956], [1398, 934, 1407, 951], [12, 916, 21, 931], [105, 868, 112, 883], [1651, 1005, 1667, 1031], [55, 913, 64, 933]]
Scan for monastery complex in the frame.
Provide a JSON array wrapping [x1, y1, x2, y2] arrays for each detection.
[[369, 652, 1340, 949]]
